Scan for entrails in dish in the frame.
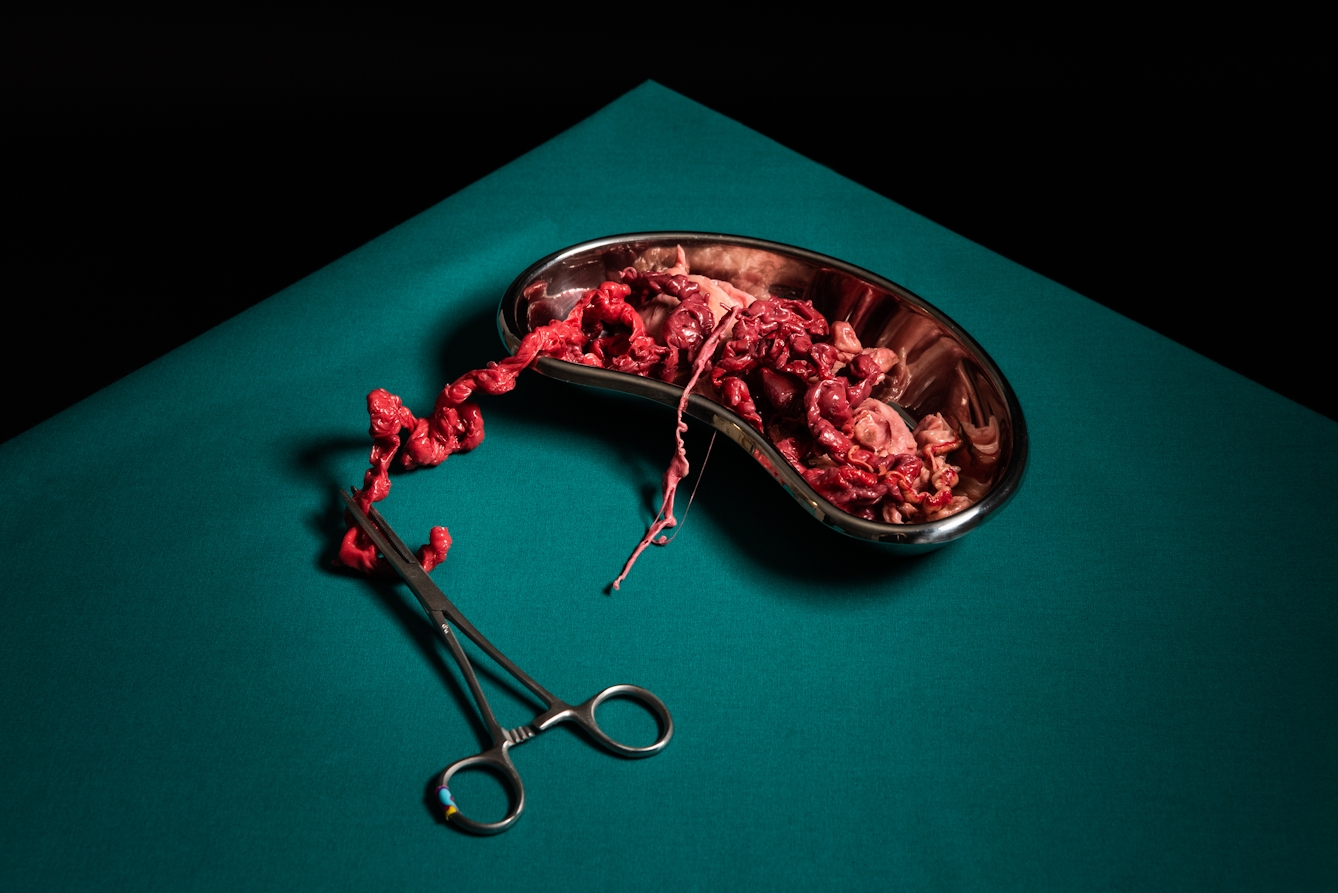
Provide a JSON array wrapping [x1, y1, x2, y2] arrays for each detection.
[[339, 233, 1028, 587]]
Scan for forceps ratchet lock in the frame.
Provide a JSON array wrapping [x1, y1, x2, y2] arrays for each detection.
[[339, 489, 673, 835]]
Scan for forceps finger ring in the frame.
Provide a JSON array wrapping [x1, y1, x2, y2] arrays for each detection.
[[544, 684, 674, 757], [437, 747, 527, 836]]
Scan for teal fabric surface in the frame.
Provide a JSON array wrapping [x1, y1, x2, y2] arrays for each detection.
[[2, 83, 1334, 890]]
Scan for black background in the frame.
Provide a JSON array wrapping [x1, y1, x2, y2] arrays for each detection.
[[5, 21, 1327, 445]]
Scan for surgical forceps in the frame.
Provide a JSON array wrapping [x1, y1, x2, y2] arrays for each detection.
[[340, 490, 673, 834]]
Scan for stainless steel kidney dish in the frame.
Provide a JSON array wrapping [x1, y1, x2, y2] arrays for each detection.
[[498, 232, 1028, 552]]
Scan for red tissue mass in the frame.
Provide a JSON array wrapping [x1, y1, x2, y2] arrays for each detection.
[[341, 250, 979, 585]]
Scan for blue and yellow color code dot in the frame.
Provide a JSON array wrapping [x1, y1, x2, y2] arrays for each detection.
[[436, 785, 459, 819]]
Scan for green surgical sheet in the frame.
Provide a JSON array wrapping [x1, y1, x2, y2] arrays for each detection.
[[1, 83, 1334, 891]]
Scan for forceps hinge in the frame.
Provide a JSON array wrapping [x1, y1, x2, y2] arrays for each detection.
[[504, 725, 537, 746]]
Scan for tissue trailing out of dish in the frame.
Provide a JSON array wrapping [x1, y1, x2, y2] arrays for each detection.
[[340, 246, 1000, 581]]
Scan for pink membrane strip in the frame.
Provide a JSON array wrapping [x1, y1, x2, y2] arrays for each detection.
[[612, 308, 740, 590]]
